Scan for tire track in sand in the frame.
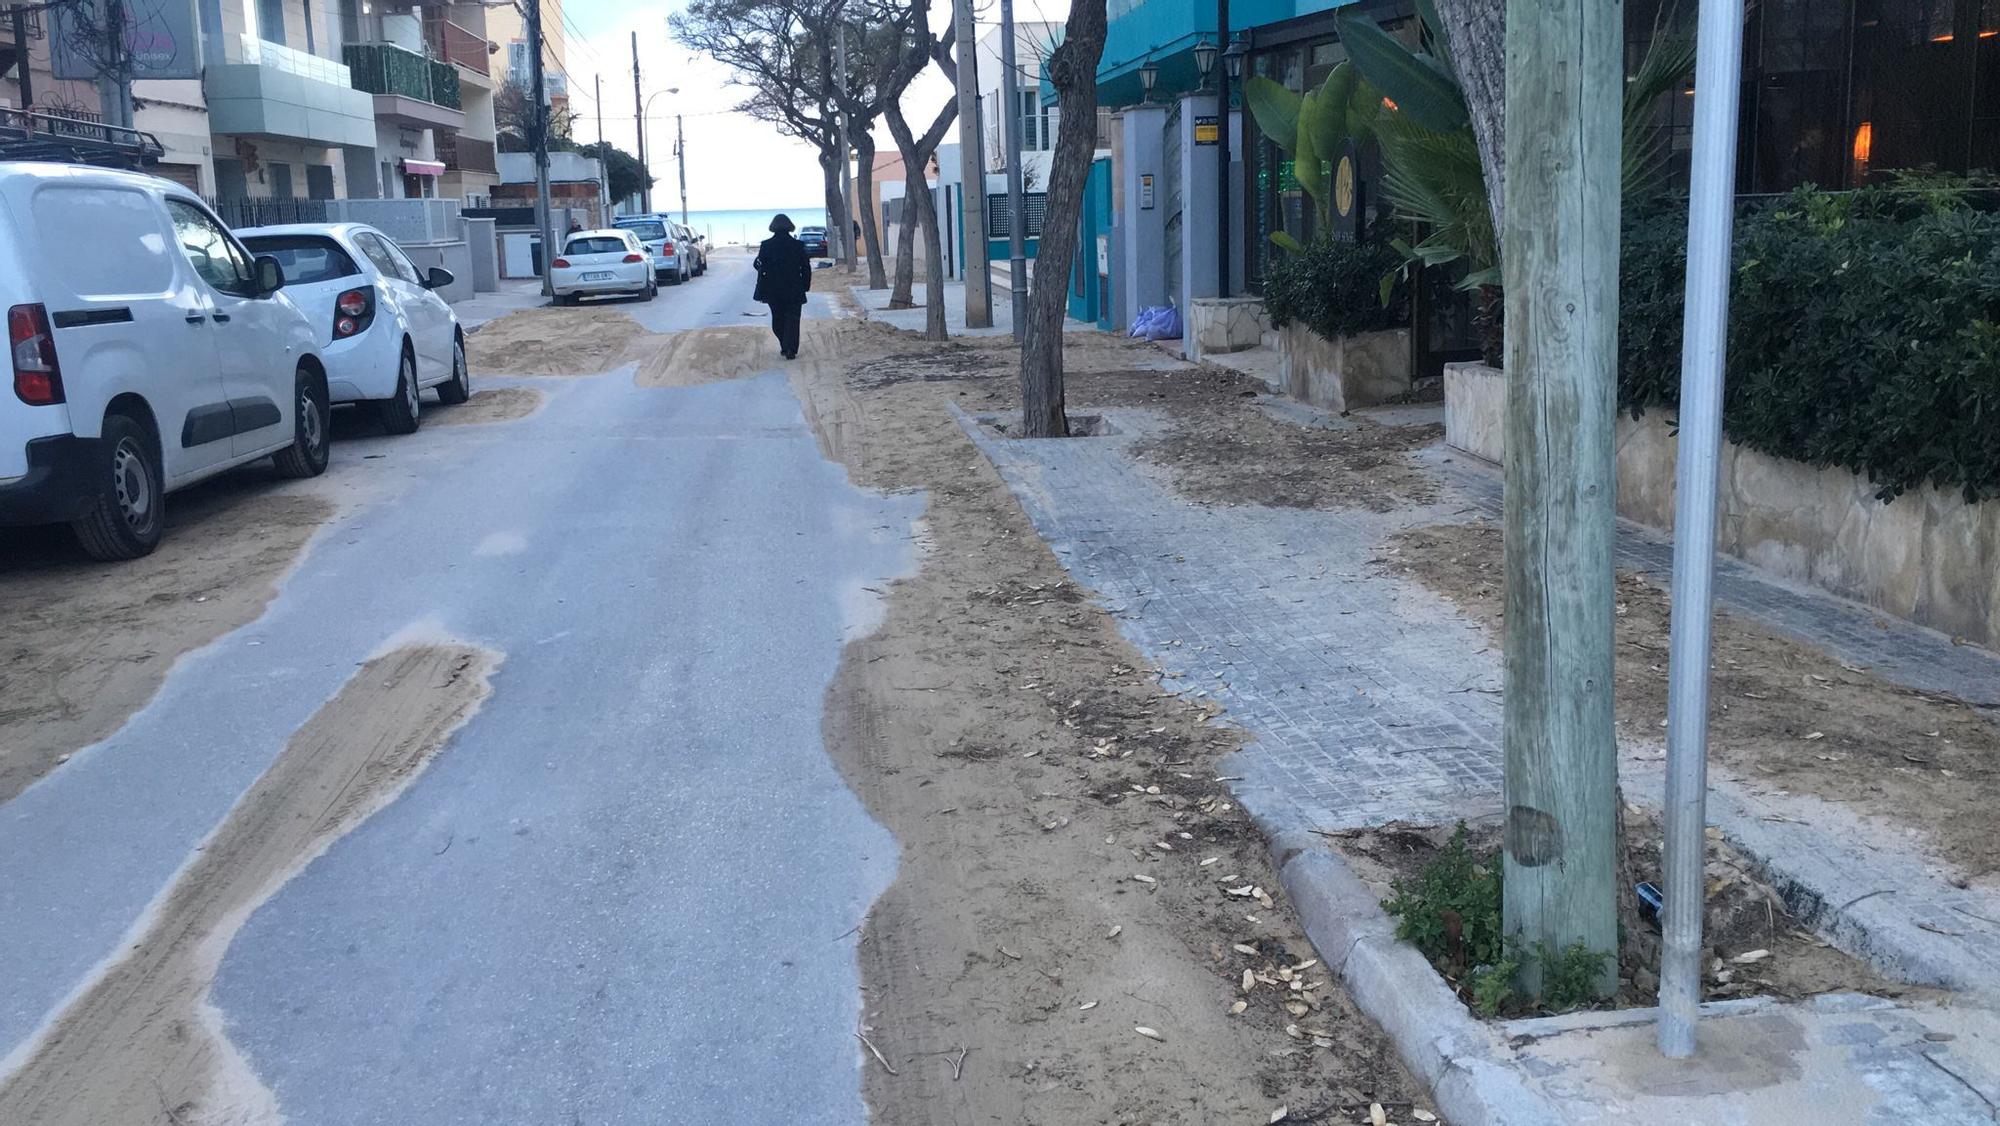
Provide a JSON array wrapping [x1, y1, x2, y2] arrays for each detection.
[[0, 641, 499, 1126]]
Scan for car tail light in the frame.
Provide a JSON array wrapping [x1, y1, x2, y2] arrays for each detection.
[[552, 257, 572, 269], [332, 287, 376, 339], [622, 253, 644, 263], [9, 303, 63, 406]]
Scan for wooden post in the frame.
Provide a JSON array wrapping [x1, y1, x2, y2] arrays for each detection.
[[1499, 0, 1621, 999], [953, 0, 994, 327]]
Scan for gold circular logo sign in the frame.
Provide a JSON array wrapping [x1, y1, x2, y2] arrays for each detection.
[[1334, 154, 1356, 219]]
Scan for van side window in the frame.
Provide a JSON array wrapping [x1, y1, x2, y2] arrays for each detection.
[[32, 186, 176, 297], [165, 200, 258, 297]]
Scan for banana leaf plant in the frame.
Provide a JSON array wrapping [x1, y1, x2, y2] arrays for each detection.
[[1337, 0, 1694, 299], [1244, 61, 1383, 253]]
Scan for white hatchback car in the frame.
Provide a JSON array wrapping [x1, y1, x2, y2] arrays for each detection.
[[552, 229, 656, 304], [0, 162, 330, 560], [240, 223, 468, 434]]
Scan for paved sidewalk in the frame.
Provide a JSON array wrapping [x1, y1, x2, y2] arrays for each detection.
[[954, 398, 2000, 1124]]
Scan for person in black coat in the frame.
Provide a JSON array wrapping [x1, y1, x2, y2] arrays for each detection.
[[752, 213, 813, 360]]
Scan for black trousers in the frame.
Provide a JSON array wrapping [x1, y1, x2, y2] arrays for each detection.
[[769, 302, 803, 357]]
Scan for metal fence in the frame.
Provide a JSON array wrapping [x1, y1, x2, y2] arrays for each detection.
[[985, 192, 1047, 239], [204, 196, 332, 229]]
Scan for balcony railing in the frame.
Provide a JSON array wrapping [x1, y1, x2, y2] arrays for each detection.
[[436, 132, 495, 174], [424, 17, 489, 75], [343, 42, 461, 110], [228, 33, 352, 86]]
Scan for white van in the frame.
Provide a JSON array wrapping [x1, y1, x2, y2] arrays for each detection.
[[0, 162, 329, 560]]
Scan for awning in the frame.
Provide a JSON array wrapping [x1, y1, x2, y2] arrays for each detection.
[[401, 158, 446, 176]]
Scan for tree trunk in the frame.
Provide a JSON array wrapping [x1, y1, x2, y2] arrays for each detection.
[[853, 132, 888, 289], [892, 160, 920, 308], [910, 169, 948, 339], [819, 147, 850, 267], [1433, 0, 1506, 248], [1018, 0, 1107, 438]]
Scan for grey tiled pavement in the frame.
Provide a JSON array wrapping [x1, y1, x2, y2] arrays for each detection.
[[958, 395, 2000, 997], [959, 405, 1507, 836]]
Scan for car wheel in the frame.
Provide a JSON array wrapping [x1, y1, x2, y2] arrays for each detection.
[[71, 411, 165, 561], [273, 365, 331, 479], [437, 335, 471, 405], [376, 347, 421, 435]]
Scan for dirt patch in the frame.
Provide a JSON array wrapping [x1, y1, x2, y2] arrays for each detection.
[[0, 642, 496, 1126], [1329, 814, 1912, 1017], [899, 329, 1444, 510], [428, 386, 546, 427], [0, 481, 334, 804], [793, 333, 1429, 1123], [1382, 520, 2000, 879], [466, 306, 649, 375]]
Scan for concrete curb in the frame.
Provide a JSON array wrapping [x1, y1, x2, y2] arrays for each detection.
[[1264, 828, 1563, 1126]]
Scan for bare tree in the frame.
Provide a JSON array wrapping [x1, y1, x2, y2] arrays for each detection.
[[1017, 0, 1107, 436], [864, 0, 958, 337], [817, 20, 906, 289], [673, 0, 854, 252]]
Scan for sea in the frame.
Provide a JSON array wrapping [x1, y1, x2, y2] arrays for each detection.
[[677, 207, 831, 247]]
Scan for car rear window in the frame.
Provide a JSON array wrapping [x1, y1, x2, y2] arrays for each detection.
[[566, 237, 629, 255], [617, 221, 667, 240], [240, 235, 361, 284]]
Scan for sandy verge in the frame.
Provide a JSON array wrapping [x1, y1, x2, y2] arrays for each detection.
[[776, 324, 1428, 1123], [631, 324, 784, 387], [1383, 520, 2000, 880], [427, 386, 547, 427], [0, 482, 333, 803], [465, 306, 648, 375], [0, 642, 496, 1126]]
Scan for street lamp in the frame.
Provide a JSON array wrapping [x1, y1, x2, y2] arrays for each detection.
[[1224, 36, 1248, 81], [643, 86, 679, 205], [1193, 36, 1218, 89], [1138, 58, 1159, 102]]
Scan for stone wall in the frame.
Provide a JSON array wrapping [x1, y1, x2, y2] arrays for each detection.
[[1278, 324, 1411, 414], [1442, 362, 2000, 648], [1186, 297, 1269, 363]]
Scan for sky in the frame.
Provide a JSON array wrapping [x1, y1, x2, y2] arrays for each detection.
[[552, 0, 1070, 212]]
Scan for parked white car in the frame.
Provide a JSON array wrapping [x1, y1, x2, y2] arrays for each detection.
[[611, 215, 689, 285], [240, 223, 468, 434], [673, 220, 706, 276], [552, 229, 656, 304], [0, 162, 329, 560]]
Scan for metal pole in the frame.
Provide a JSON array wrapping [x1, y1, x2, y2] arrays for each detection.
[[632, 31, 649, 212], [596, 74, 611, 219], [1215, 0, 1230, 297], [998, 0, 1027, 338], [527, 0, 555, 296], [1657, 0, 1748, 1061], [952, 0, 993, 326], [676, 114, 688, 225], [835, 24, 853, 266], [12, 4, 35, 109]]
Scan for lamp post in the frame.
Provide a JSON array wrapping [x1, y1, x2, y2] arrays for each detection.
[[642, 87, 679, 214], [1224, 35, 1247, 295], [1193, 36, 1217, 89], [1138, 58, 1159, 102], [1214, 0, 1231, 298]]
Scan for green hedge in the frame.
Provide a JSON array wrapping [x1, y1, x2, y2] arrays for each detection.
[[1620, 178, 2000, 502], [1262, 233, 1410, 342]]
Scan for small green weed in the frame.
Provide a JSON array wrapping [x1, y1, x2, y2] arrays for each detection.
[[1380, 823, 1614, 1017]]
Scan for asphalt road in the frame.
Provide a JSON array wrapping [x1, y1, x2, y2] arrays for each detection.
[[0, 254, 915, 1123]]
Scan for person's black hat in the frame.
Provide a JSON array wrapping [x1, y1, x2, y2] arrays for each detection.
[[769, 213, 795, 233]]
